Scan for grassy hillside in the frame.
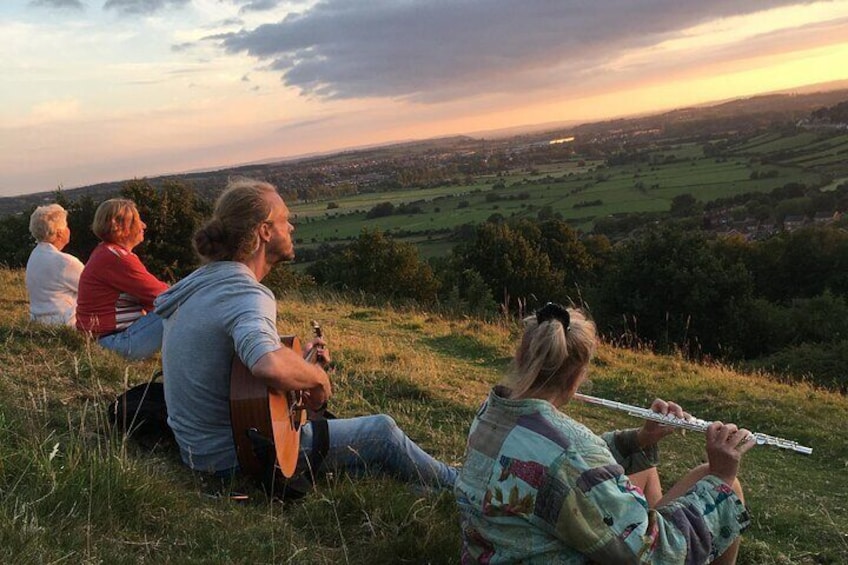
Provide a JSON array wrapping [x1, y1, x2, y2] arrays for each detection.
[[1, 267, 845, 564]]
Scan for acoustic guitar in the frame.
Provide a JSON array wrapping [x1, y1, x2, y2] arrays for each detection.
[[229, 321, 323, 480]]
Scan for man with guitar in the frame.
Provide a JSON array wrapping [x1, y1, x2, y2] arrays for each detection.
[[154, 177, 457, 494]]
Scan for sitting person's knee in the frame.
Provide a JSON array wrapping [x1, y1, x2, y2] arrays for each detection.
[[373, 413, 399, 434]]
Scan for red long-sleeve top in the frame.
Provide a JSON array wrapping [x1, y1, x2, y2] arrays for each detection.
[[76, 242, 169, 337]]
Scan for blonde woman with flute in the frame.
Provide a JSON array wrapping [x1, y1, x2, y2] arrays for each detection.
[[454, 303, 753, 564]]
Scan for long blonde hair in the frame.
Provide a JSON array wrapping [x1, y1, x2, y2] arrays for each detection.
[[505, 303, 597, 400], [194, 178, 277, 262]]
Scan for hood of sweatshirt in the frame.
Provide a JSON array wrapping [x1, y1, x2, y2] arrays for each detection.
[[154, 261, 261, 319]]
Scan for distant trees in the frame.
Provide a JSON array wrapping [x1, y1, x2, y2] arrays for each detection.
[[121, 179, 212, 280], [535, 220, 600, 287], [365, 200, 425, 219], [0, 189, 100, 268], [669, 194, 701, 218], [302, 217, 599, 316], [590, 225, 754, 356], [810, 100, 848, 124], [749, 169, 780, 180], [0, 211, 31, 267], [366, 202, 395, 219], [573, 199, 603, 209], [567, 222, 848, 390], [435, 263, 497, 316], [741, 226, 848, 303], [702, 140, 730, 158], [307, 229, 439, 302], [445, 218, 600, 313], [451, 221, 564, 309], [0, 179, 210, 281], [59, 193, 100, 262]]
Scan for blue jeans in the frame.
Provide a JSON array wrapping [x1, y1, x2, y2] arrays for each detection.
[[300, 414, 458, 490], [98, 312, 163, 361]]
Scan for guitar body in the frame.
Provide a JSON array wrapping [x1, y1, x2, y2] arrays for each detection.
[[230, 335, 307, 479]]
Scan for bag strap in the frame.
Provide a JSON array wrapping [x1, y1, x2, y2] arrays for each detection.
[[305, 418, 330, 481], [306, 402, 336, 421]]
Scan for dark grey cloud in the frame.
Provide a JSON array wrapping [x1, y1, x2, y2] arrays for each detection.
[[218, 17, 244, 26], [29, 0, 85, 9], [171, 42, 194, 53], [237, 0, 281, 14], [103, 0, 190, 16], [198, 17, 244, 32], [216, 0, 823, 102]]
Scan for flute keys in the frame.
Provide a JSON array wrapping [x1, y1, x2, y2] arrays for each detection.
[[573, 393, 812, 454]]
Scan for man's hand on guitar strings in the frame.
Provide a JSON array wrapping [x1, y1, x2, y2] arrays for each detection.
[[302, 385, 330, 410]]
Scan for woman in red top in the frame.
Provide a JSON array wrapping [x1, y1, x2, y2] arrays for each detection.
[[77, 199, 169, 360]]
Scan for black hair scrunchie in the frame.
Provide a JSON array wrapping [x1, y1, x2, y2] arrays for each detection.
[[535, 302, 570, 330]]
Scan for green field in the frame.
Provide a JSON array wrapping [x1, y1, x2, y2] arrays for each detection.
[[784, 135, 848, 168], [291, 134, 829, 255], [734, 132, 822, 154]]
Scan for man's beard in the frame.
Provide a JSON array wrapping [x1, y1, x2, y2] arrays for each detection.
[[269, 245, 295, 264]]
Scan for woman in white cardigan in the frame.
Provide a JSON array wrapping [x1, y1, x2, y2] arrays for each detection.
[[25, 204, 85, 326]]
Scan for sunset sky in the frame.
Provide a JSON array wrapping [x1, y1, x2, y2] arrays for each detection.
[[2, 0, 848, 197]]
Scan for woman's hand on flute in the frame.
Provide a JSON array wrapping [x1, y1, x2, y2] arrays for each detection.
[[636, 398, 689, 448], [706, 422, 756, 485]]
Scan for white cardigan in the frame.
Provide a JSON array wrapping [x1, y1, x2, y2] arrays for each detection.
[[25, 242, 85, 326]]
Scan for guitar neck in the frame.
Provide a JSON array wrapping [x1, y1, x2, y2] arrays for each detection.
[[304, 320, 323, 364]]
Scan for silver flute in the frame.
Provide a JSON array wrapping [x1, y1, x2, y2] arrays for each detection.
[[573, 393, 813, 455]]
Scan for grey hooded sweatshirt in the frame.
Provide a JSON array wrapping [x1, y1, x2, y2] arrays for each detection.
[[154, 261, 282, 473]]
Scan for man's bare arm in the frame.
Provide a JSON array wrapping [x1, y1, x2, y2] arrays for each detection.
[[250, 347, 332, 406]]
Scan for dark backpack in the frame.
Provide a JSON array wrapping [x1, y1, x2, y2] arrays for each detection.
[[107, 371, 334, 501], [107, 371, 174, 448]]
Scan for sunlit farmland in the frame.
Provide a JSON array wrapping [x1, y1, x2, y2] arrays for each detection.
[[291, 137, 827, 256]]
